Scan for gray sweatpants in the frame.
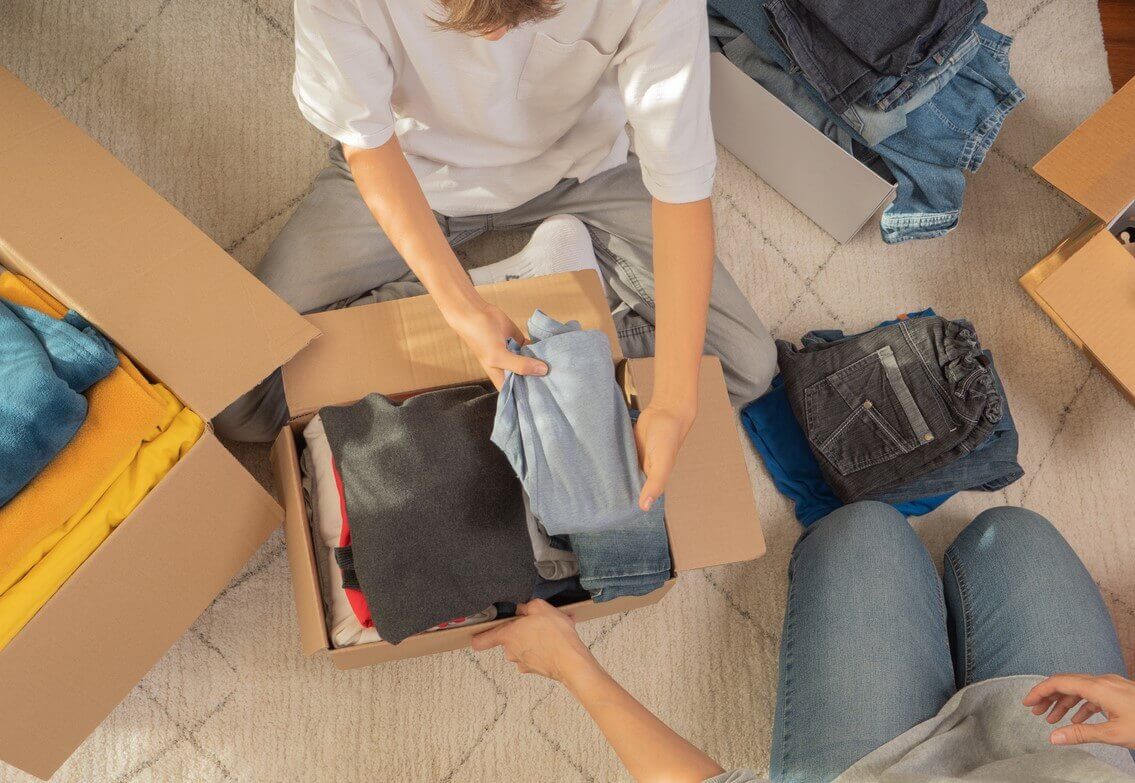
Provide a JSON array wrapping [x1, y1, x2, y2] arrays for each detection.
[[214, 146, 776, 441]]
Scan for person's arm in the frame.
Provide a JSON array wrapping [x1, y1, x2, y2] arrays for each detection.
[[1023, 673, 1135, 748], [342, 139, 547, 387], [472, 600, 725, 782], [615, 2, 718, 510], [634, 197, 714, 510]]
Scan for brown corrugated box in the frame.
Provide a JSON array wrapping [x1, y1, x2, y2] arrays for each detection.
[[1021, 77, 1135, 403], [272, 271, 766, 668], [0, 68, 321, 779]]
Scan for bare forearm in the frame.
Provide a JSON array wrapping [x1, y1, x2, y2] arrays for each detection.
[[565, 661, 724, 783], [342, 139, 483, 321], [650, 198, 714, 417]]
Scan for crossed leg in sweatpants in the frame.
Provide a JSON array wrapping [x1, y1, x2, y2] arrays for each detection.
[[214, 145, 777, 441]]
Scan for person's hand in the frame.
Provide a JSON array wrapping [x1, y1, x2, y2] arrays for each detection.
[[1023, 673, 1135, 749], [447, 302, 547, 389], [471, 599, 602, 685], [633, 403, 695, 511]]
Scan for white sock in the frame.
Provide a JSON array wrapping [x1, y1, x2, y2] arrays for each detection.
[[469, 214, 603, 287]]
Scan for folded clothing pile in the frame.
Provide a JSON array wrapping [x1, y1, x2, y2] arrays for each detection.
[[493, 311, 671, 603], [0, 271, 203, 650], [742, 311, 1022, 525], [301, 414, 501, 648], [299, 311, 672, 648], [708, 0, 1024, 243]]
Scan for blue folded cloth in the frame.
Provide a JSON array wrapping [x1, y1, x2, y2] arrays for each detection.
[[0, 298, 118, 505], [741, 375, 952, 526]]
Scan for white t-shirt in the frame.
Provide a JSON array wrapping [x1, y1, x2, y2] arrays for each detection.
[[293, 0, 716, 216]]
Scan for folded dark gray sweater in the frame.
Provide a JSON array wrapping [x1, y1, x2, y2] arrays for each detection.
[[320, 386, 535, 644]]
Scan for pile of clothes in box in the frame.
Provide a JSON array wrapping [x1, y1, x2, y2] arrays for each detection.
[[0, 270, 203, 650], [708, 0, 1025, 243], [299, 311, 671, 647], [742, 311, 1022, 525]]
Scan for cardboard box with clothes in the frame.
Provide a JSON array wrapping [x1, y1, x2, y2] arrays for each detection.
[[0, 67, 320, 780], [274, 270, 766, 667]]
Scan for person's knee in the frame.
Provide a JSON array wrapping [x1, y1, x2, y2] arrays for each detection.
[[799, 501, 918, 565], [211, 370, 288, 443], [724, 329, 778, 405], [948, 506, 1069, 571]]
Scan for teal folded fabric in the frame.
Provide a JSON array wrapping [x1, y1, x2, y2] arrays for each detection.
[[0, 298, 118, 506]]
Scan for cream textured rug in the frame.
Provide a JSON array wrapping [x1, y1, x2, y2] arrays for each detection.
[[2, 1, 1133, 781]]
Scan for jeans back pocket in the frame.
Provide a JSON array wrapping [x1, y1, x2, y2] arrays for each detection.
[[804, 346, 934, 476]]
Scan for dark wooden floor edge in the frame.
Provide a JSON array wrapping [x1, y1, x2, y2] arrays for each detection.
[[1100, 0, 1135, 91]]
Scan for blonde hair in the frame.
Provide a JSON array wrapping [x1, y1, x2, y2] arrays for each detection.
[[431, 0, 562, 35]]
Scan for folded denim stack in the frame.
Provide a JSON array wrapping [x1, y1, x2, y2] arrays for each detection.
[[708, 0, 1025, 243], [743, 311, 1022, 524], [0, 271, 204, 650], [493, 311, 671, 603]]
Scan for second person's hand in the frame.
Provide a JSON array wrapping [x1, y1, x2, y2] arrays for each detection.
[[1023, 673, 1135, 749], [447, 301, 548, 389]]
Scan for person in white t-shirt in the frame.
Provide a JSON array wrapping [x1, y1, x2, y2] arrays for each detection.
[[214, 0, 777, 509]]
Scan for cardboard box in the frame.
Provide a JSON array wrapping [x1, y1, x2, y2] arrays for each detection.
[[0, 68, 321, 778], [1021, 77, 1135, 403], [271, 271, 766, 668], [710, 52, 897, 243]]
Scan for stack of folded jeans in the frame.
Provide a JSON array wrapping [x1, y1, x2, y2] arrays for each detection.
[[493, 311, 671, 603], [707, 0, 1025, 243], [743, 311, 1022, 523]]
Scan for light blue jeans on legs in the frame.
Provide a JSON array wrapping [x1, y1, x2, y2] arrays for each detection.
[[770, 502, 1128, 783]]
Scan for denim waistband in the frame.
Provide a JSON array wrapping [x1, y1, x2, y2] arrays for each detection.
[[763, 0, 984, 115]]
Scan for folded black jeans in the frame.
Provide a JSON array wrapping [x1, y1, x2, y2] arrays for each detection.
[[762, 0, 982, 114], [777, 317, 1001, 502]]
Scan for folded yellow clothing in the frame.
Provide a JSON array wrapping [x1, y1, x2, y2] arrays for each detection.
[[0, 387, 204, 650], [0, 273, 167, 583]]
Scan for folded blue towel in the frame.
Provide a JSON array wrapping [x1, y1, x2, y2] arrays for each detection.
[[0, 298, 118, 506]]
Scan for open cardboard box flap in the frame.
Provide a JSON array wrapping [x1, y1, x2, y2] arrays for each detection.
[[1034, 77, 1135, 222], [624, 356, 765, 571], [1024, 77, 1135, 403], [0, 434, 281, 779], [282, 271, 621, 416], [0, 68, 320, 420], [1028, 229, 1135, 400]]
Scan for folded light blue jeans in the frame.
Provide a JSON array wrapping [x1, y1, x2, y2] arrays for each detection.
[[771, 502, 1129, 783], [564, 481, 670, 603], [492, 310, 649, 536]]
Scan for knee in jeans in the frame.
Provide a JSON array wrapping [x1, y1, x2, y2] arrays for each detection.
[[949, 506, 1065, 567], [803, 501, 916, 560]]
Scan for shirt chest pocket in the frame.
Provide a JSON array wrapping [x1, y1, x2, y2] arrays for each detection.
[[516, 32, 614, 105]]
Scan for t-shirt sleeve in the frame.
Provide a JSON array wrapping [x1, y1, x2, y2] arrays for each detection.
[[615, 0, 717, 204], [292, 0, 396, 148]]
